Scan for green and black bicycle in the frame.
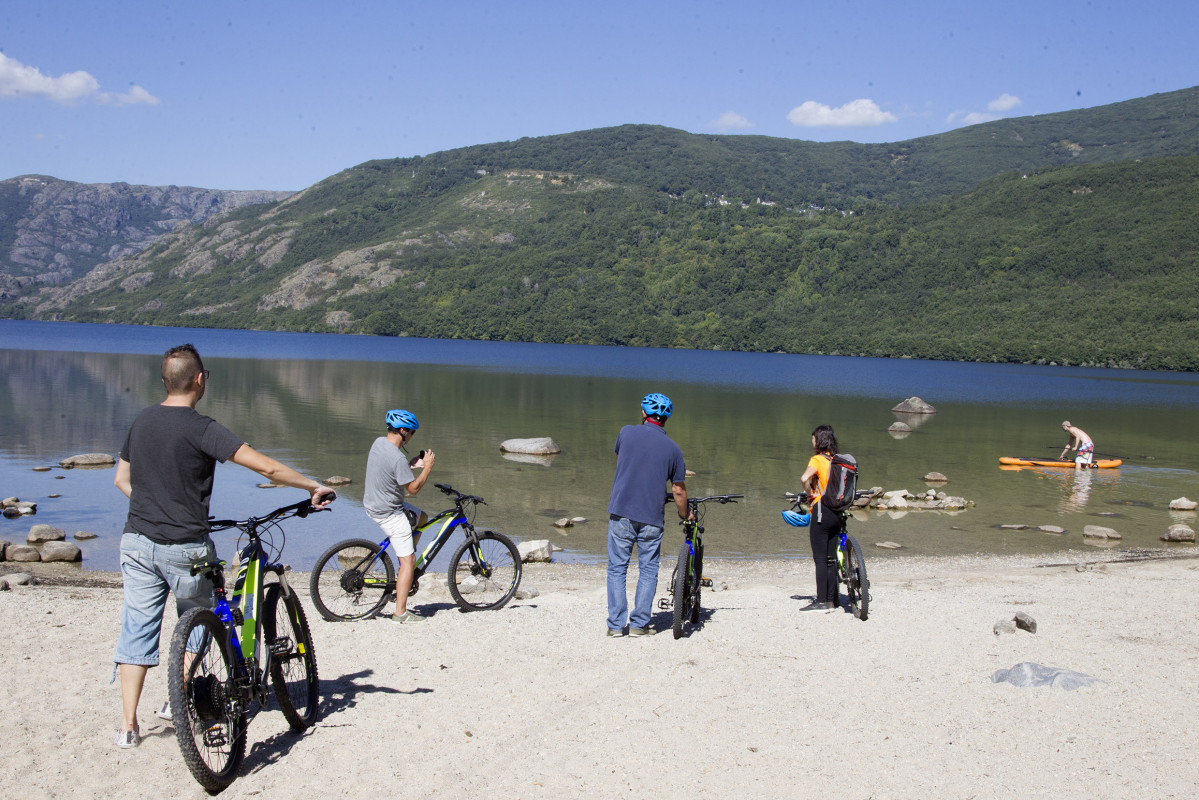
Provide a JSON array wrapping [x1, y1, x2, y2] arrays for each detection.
[[659, 493, 742, 639], [168, 499, 326, 793]]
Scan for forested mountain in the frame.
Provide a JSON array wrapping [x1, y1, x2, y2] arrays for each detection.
[[3, 87, 1198, 369]]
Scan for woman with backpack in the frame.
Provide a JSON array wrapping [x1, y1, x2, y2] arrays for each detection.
[[798, 424, 844, 613]]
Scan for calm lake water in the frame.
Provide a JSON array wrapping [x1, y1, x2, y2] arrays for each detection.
[[2, 320, 1197, 572]]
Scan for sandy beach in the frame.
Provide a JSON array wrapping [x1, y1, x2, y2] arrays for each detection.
[[2, 549, 1198, 799]]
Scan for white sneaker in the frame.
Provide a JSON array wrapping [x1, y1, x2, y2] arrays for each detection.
[[157, 701, 172, 721], [114, 728, 140, 749]]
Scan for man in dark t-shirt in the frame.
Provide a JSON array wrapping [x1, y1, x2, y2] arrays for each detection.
[[112, 344, 336, 749], [605, 392, 689, 637]]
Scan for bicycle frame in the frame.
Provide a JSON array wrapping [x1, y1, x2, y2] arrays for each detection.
[[354, 500, 477, 590]]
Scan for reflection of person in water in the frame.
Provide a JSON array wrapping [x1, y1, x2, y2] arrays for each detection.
[[1063, 467, 1093, 512]]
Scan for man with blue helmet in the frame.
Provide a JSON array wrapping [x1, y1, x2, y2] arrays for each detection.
[[605, 392, 689, 636], [364, 408, 435, 622]]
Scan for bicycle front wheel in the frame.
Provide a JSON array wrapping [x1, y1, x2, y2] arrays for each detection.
[[847, 535, 869, 621], [168, 606, 246, 793], [264, 584, 319, 731], [447, 531, 522, 611], [672, 541, 693, 639], [309, 538, 395, 621]]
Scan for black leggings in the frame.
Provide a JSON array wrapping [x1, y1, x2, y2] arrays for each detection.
[[809, 503, 842, 603]]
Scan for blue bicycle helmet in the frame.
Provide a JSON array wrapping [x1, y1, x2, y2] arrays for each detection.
[[782, 510, 811, 527], [385, 409, 419, 431], [641, 392, 673, 419]]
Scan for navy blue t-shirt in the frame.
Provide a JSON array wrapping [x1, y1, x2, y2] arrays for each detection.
[[607, 422, 686, 528], [120, 404, 244, 544]]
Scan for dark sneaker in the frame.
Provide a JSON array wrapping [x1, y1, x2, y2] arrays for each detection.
[[799, 601, 834, 613], [628, 626, 657, 636]]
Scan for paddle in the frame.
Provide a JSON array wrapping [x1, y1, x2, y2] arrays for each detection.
[[1044, 446, 1124, 459]]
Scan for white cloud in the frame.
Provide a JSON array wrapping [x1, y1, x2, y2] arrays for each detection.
[[988, 93, 1022, 112], [786, 98, 897, 128], [711, 111, 753, 130], [0, 52, 157, 106], [98, 85, 161, 107], [946, 93, 1023, 127]]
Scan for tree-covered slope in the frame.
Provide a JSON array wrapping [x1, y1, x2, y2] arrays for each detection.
[[4, 87, 1198, 369]]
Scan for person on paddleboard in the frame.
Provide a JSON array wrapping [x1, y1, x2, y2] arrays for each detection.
[[1059, 421, 1095, 468]]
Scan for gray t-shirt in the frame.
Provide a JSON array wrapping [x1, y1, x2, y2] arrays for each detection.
[[363, 436, 415, 519]]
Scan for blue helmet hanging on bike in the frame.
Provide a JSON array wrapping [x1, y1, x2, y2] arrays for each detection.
[[641, 392, 673, 420], [385, 409, 419, 431], [782, 509, 811, 527]]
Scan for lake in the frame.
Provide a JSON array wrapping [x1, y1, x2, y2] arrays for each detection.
[[2, 319, 1197, 572]]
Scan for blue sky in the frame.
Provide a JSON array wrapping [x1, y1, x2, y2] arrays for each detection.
[[2, 1, 1196, 190]]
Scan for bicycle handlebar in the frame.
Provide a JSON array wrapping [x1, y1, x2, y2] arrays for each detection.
[[435, 482, 486, 506], [788, 489, 873, 507], [208, 498, 328, 532], [663, 493, 744, 506]]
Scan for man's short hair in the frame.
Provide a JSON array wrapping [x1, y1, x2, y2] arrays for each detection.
[[162, 344, 204, 393]]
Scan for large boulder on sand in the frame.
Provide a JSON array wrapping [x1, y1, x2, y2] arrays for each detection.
[[500, 437, 561, 455], [891, 397, 937, 414], [40, 541, 82, 562]]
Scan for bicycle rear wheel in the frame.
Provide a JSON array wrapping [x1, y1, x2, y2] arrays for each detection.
[[264, 584, 319, 731], [168, 607, 246, 793], [309, 538, 395, 621], [672, 542, 694, 639], [846, 535, 869, 621], [447, 531, 522, 611]]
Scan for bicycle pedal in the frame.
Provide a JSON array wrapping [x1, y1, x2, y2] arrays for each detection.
[[700, 578, 712, 587], [657, 598, 673, 609]]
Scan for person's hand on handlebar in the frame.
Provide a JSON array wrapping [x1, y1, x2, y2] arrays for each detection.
[[311, 485, 337, 509]]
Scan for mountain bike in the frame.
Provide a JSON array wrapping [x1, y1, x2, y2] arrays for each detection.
[[658, 493, 742, 639], [309, 482, 521, 619], [168, 499, 327, 793], [787, 490, 871, 620]]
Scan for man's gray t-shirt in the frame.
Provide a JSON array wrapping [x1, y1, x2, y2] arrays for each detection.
[[363, 436, 415, 519], [607, 422, 686, 528]]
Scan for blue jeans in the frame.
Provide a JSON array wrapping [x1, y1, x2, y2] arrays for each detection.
[[114, 532, 216, 667], [607, 516, 664, 630]]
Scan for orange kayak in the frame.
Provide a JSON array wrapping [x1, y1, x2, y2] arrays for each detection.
[[999, 456, 1122, 469]]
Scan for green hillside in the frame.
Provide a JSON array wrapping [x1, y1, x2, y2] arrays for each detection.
[[6, 87, 1199, 370]]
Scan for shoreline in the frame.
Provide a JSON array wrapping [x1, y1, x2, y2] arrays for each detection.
[[4, 550, 1198, 798]]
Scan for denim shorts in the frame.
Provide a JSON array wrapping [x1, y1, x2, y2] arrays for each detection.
[[113, 532, 216, 667]]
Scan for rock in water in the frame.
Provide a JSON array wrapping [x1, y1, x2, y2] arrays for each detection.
[[58, 453, 116, 468], [499, 437, 562, 455], [891, 397, 937, 414]]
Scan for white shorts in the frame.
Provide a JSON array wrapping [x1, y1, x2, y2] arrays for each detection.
[[370, 512, 415, 558]]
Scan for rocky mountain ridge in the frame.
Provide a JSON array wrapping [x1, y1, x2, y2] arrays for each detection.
[[0, 175, 292, 298]]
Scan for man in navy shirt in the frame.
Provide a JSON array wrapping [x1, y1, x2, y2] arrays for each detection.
[[606, 392, 689, 636]]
